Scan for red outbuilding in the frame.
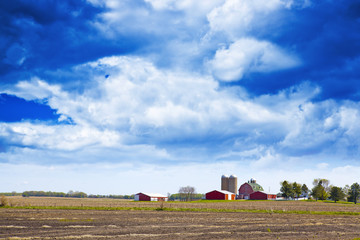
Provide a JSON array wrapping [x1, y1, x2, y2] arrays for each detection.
[[249, 191, 277, 200], [134, 193, 168, 201], [205, 190, 236, 200]]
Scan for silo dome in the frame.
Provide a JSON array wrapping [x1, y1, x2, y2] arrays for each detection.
[[230, 174, 237, 178], [222, 174, 229, 178]]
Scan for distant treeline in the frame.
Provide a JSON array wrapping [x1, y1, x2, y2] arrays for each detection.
[[22, 191, 87, 198], [0, 191, 134, 199], [169, 193, 204, 201], [88, 194, 134, 199], [0, 192, 22, 196]]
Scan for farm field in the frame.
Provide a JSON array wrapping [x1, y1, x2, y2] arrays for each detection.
[[1, 197, 360, 239]]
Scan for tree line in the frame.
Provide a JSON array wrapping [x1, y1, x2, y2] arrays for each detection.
[[14, 191, 134, 199], [88, 194, 134, 199], [22, 191, 87, 198], [0, 192, 22, 197], [280, 179, 360, 203]]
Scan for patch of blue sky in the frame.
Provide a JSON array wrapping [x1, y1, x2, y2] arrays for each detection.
[[0, 94, 61, 123]]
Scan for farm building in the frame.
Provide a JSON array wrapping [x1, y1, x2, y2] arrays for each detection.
[[250, 191, 277, 200], [205, 190, 236, 200], [238, 178, 264, 199], [134, 193, 168, 201], [221, 174, 238, 194]]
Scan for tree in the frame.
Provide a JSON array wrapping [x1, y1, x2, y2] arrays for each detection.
[[292, 182, 302, 200], [349, 183, 360, 204], [311, 184, 322, 201], [311, 179, 329, 200], [330, 186, 345, 203], [311, 182, 328, 201], [280, 181, 293, 199], [342, 184, 350, 199], [313, 179, 330, 192], [301, 184, 309, 198], [178, 186, 196, 201]]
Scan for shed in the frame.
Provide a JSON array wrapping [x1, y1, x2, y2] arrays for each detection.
[[205, 190, 236, 200], [249, 191, 277, 200], [134, 193, 168, 201]]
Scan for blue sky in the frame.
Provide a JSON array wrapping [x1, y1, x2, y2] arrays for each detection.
[[1, 0, 360, 195]]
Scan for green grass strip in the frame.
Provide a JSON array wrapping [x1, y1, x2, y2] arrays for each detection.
[[2, 205, 360, 216]]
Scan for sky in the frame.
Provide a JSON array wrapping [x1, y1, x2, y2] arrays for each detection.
[[1, 0, 360, 195]]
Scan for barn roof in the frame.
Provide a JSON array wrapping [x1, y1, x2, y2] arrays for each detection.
[[135, 193, 167, 198], [247, 183, 264, 192], [208, 190, 235, 195]]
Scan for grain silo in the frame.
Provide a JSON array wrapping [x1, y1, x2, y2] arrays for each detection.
[[228, 174, 238, 194], [221, 175, 229, 191]]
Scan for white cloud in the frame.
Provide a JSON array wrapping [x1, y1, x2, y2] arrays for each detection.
[[7, 78, 63, 100], [92, 0, 214, 37], [206, 0, 312, 39], [339, 106, 360, 138], [280, 100, 360, 156], [210, 38, 300, 81], [144, 0, 224, 13], [88, 0, 303, 74], [207, 0, 285, 39], [284, 0, 312, 9], [2, 55, 360, 168], [0, 122, 121, 151], [4, 56, 291, 147]]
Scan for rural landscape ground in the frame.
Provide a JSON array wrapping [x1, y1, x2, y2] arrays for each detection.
[[1, 197, 360, 239]]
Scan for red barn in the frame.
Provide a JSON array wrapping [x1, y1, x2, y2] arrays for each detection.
[[250, 191, 277, 200], [134, 193, 168, 201], [205, 190, 236, 200], [238, 178, 264, 199]]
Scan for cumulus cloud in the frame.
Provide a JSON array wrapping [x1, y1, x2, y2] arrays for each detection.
[[0, 122, 121, 151], [210, 38, 300, 81], [4, 56, 289, 149], [144, 0, 224, 13], [3, 55, 360, 167], [207, 0, 285, 39], [0, 56, 301, 163], [280, 100, 360, 157]]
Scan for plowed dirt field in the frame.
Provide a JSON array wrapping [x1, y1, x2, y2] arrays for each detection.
[[1, 197, 360, 239]]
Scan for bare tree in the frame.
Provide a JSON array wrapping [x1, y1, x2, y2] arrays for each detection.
[[179, 186, 196, 201]]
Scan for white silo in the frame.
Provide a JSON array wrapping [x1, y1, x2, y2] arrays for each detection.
[[228, 174, 238, 194], [221, 175, 229, 191]]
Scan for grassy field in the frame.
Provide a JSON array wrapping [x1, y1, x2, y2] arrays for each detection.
[[1, 197, 360, 239]]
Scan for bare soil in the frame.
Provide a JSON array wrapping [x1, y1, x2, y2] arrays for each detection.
[[1, 197, 360, 239]]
